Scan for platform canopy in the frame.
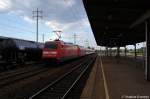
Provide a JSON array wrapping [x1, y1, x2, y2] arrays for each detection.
[[83, 0, 150, 47]]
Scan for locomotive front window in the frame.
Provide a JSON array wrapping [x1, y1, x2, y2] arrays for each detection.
[[44, 43, 57, 49]]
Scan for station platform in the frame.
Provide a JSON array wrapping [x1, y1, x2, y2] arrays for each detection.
[[80, 55, 150, 99]]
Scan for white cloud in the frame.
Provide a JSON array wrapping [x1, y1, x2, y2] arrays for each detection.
[[23, 16, 34, 23], [62, 0, 75, 7], [0, 0, 97, 47], [8, 10, 24, 15], [45, 18, 90, 32], [0, 0, 12, 11], [44, 17, 96, 47], [0, 0, 82, 24], [45, 20, 63, 31]]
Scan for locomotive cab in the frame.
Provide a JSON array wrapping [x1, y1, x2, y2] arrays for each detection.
[[43, 42, 58, 57], [42, 41, 62, 62]]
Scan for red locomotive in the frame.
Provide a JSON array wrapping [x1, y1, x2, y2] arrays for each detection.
[[42, 40, 94, 62]]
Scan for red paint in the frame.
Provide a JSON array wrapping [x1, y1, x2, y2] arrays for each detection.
[[42, 40, 94, 62]]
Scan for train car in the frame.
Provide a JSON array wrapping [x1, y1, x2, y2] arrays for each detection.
[[85, 48, 95, 55], [43, 40, 81, 62], [0, 37, 43, 64], [0, 36, 8, 61], [77, 46, 86, 56], [42, 40, 96, 63]]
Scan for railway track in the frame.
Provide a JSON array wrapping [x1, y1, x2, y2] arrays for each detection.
[[0, 61, 43, 72], [0, 56, 89, 88], [0, 65, 44, 80], [28, 55, 96, 99], [0, 65, 48, 87]]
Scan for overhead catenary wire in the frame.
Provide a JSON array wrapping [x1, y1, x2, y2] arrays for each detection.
[[63, 0, 92, 47], [63, 0, 85, 30], [0, 1, 91, 45]]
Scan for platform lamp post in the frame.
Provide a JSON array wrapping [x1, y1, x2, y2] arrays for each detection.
[[124, 46, 127, 57], [99, 46, 101, 56], [105, 47, 108, 56], [117, 46, 120, 57], [134, 43, 137, 60]]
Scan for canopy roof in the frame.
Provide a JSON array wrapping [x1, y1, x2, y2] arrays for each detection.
[[83, 0, 150, 47]]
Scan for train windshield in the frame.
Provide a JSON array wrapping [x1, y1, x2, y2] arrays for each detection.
[[44, 42, 57, 49]]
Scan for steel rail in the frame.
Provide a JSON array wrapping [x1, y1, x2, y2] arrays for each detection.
[[61, 57, 95, 99], [28, 57, 92, 99]]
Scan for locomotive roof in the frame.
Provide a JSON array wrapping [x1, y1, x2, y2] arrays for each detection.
[[45, 40, 85, 48], [46, 40, 73, 45]]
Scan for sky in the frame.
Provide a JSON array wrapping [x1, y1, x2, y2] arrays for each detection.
[[0, 0, 145, 50], [0, 0, 97, 48]]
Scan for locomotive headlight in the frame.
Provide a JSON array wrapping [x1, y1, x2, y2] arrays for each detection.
[[43, 51, 49, 54], [43, 51, 57, 54], [51, 51, 57, 54]]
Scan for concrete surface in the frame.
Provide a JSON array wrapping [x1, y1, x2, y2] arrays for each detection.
[[80, 55, 150, 99]]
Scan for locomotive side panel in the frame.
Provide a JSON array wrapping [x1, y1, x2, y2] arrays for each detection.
[[42, 40, 80, 63]]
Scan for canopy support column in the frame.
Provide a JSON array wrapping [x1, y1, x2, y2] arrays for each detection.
[[106, 47, 108, 56], [117, 47, 120, 57], [134, 44, 137, 60], [125, 46, 127, 57], [145, 20, 150, 81]]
